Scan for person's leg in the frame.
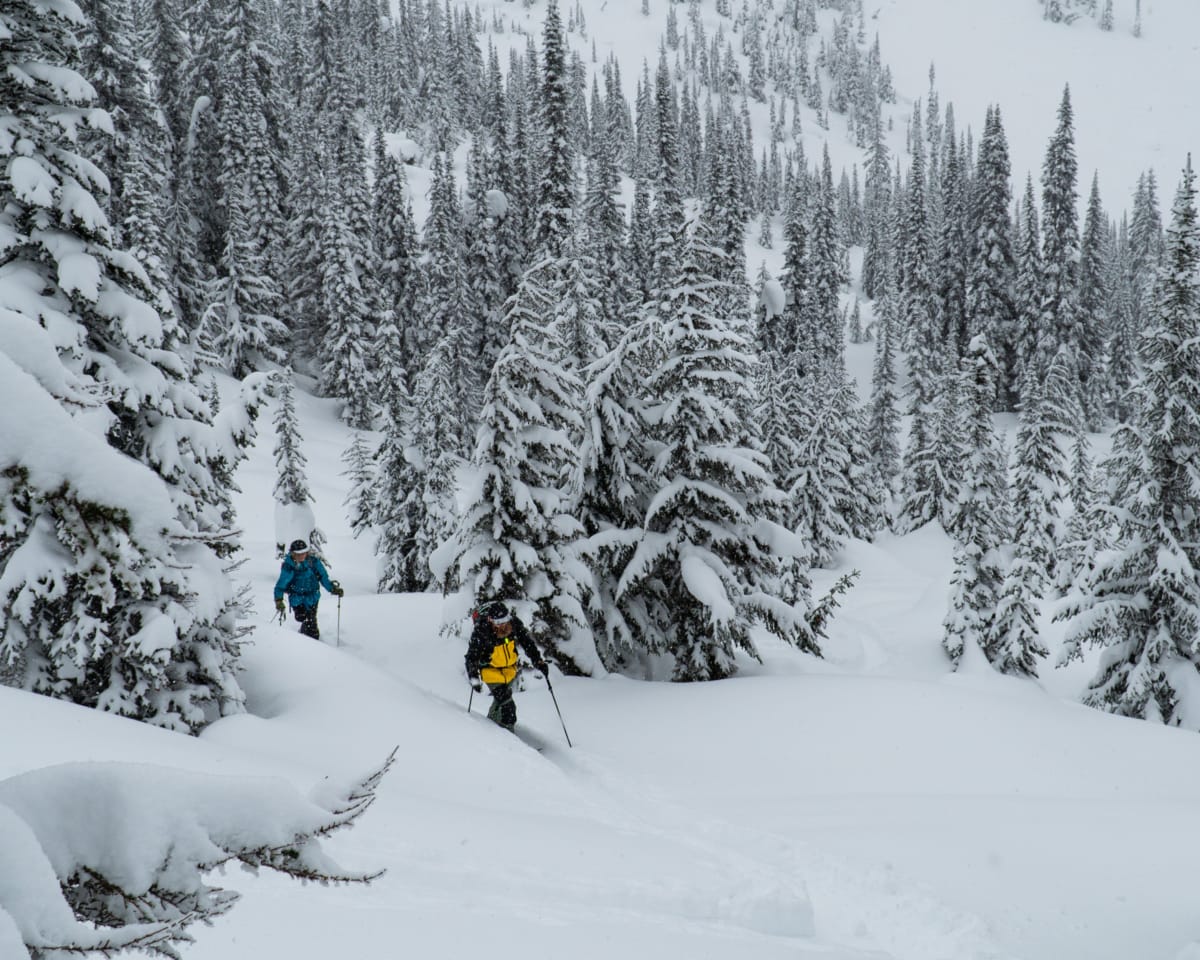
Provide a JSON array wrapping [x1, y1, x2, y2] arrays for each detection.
[[486, 682, 517, 730], [293, 604, 320, 639]]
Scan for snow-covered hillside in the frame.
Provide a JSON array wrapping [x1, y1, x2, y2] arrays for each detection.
[[871, 0, 1200, 214], [425, 0, 1198, 237], [7, 0, 1200, 958], [9, 379, 1200, 960]]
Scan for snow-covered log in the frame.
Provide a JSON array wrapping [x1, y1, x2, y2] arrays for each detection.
[[0, 752, 393, 959]]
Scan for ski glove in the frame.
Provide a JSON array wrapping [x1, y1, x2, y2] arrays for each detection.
[[535, 660, 549, 677], [331, 582, 344, 597], [470, 679, 483, 694], [274, 597, 285, 613]]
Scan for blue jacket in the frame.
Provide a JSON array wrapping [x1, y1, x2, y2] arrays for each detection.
[[274, 555, 334, 608]]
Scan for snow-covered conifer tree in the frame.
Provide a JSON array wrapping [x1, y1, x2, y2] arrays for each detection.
[[1011, 351, 1074, 592], [934, 125, 969, 361], [533, 0, 576, 260], [342, 431, 376, 541], [1036, 87, 1081, 387], [771, 172, 810, 357], [989, 549, 1049, 677], [577, 325, 654, 670], [271, 372, 324, 556], [1014, 176, 1044, 391], [410, 331, 469, 592], [273, 374, 313, 508], [629, 175, 655, 304], [583, 96, 629, 333], [1055, 430, 1103, 595], [419, 151, 475, 426], [650, 51, 686, 300], [441, 260, 596, 674], [372, 130, 421, 391], [318, 62, 378, 428], [77, 0, 154, 229], [943, 337, 1006, 667], [807, 148, 847, 369], [896, 116, 944, 533], [375, 382, 428, 593], [1077, 173, 1110, 429], [200, 48, 288, 377], [967, 105, 1017, 407], [619, 227, 807, 680], [554, 231, 605, 380], [866, 288, 902, 493], [861, 114, 892, 301], [792, 373, 854, 567]]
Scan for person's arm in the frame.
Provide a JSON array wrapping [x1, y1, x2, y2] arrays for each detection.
[[273, 563, 294, 602], [464, 624, 489, 677], [315, 559, 339, 594], [513, 620, 548, 672]]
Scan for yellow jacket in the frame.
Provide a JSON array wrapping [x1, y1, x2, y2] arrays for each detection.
[[481, 637, 519, 685]]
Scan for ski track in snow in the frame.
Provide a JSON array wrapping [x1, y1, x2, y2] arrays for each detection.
[[326, 614, 1016, 960]]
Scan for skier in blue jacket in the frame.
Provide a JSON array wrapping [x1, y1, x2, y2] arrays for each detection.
[[274, 539, 342, 639]]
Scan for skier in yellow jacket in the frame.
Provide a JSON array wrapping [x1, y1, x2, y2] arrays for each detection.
[[464, 601, 548, 731]]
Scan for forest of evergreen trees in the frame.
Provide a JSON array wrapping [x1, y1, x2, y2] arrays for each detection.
[[3, 0, 1199, 729]]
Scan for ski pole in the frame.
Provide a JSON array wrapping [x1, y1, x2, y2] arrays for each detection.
[[336, 594, 341, 647], [544, 674, 572, 748], [467, 685, 474, 714]]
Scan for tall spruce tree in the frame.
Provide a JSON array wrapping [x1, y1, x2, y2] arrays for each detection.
[[533, 0, 575, 260], [792, 372, 854, 567], [583, 96, 629, 332], [1037, 87, 1081, 391], [989, 548, 1049, 677], [1014, 175, 1044, 391], [442, 260, 596, 674], [650, 50, 686, 301], [943, 338, 1007, 667], [318, 52, 378, 428], [1011, 351, 1074, 592], [618, 227, 807, 680], [272, 373, 313, 509], [934, 126, 970, 361], [866, 287, 902, 493], [375, 380, 428, 593], [203, 47, 288, 377], [1077, 172, 1109, 430], [577, 324, 654, 670], [967, 106, 1017, 408], [418, 150, 475, 434], [896, 120, 944, 533], [861, 112, 892, 300], [372, 131, 421, 393], [342, 431, 376, 542]]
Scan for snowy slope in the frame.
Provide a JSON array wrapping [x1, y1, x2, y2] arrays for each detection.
[[430, 0, 1199, 233], [9, 377, 1198, 960], [872, 0, 1200, 213], [8, 2, 1200, 958]]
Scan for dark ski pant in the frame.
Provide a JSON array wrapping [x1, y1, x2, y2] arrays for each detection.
[[486, 682, 517, 731], [292, 603, 319, 639]]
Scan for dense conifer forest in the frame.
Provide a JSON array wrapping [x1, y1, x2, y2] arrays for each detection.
[[2, 0, 1195, 724]]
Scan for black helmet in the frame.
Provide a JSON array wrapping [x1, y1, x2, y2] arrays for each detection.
[[289, 539, 309, 554], [479, 600, 511, 624]]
